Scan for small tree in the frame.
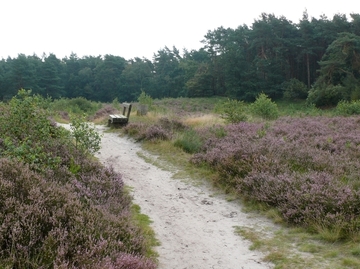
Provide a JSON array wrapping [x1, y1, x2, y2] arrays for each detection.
[[70, 115, 102, 154], [216, 98, 248, 123], [250, 93, 279, 120], [137, 90, 153, 115]]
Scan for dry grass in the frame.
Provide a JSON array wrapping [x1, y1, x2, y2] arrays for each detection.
[[183, 114, 225, 128]]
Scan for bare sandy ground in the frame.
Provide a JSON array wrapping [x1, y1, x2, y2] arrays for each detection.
[[60, 123, 275, 268]]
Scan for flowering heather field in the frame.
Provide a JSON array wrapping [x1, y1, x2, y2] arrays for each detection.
[[0, 92, 156, 268], [191, 116, 360, 238]]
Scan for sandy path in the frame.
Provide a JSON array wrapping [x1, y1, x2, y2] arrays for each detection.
[[86, 124, 275, 269]]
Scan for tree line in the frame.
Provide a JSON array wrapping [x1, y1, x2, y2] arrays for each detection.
[[1, 11, 360, 106]]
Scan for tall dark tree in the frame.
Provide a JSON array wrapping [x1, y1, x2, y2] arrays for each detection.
[[181, 48, 212, 97], [39, 54, 65, 98], [152, 46, 184, 98], [120, 57, 154, 101], [351, 13, 360, 35], [94, 55, 126, 102], [308, 32, 360, 105], [317, 32, 360, 88], [63, 53, 81, 98], [7, 54, 42, 94], [298, 10, 320, 89]]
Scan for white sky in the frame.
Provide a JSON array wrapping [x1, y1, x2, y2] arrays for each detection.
[[1, 0, 358, 60]]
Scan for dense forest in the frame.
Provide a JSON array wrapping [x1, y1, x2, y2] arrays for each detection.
[[1, 11, 360, 106]]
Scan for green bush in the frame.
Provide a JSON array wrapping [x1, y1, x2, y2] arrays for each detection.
[[216, 98, 248, 123], [51, 97, 101, 116], [70, 115, 102, 154], [0, 89, 67, 171], [138, 91, 153, 109], [306, 84, 346, 107], [250, 93, 279, 120], [336, 100, 360, 115], [282, 78, 308, 100]]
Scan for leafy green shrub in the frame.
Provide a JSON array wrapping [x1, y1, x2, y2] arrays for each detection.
[[70, 115, 102, 154], [282, 78, 308, 100], [51, 97, 101, 116], [250, 93, 279, 120], [137, 91, 153, 115], [174, 129, 203, 154], [215, 98, 248, 123], [0, 89, 68, 171], [112, 97, 121, 110], [336, 100, 360, 115], [306, 84, 346, 107]]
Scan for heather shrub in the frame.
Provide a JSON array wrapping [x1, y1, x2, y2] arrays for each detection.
[[89, 104, 119, 121], [191, 116, 360, 238], [208, 124, 227, 138], [123, 122, 148, 141], [0, 91, 157, 268], [158, 117, 188, 132], [144, 125, 171, 141], [124, 118, 185, 142], [0, 158, 156, 268], [249, 93, 279, 120], [241, 171, 360, 238]]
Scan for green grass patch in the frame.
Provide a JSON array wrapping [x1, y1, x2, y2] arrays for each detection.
[[131, 204, 160, 260]]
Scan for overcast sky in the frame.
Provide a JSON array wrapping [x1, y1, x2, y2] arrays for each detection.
[[1, 0, 358, 60]]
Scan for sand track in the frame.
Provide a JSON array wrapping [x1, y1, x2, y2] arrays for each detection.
[[79, 124, 275, 268]]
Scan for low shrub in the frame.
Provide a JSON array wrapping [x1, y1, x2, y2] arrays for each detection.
[[0, 91, 157, 268], [51, 97, 102, 116], [241, 171, 360, 239], [250, 93, 279, 120], [307, 84, 346, 107], [0, 158, 156, 269], [282, 78, 308, 100], [70, 115, 102, 154], [90, 104, 119, 121], [123, 122, 148, 141], [144, 125, 171, 141], [336, 100, 360, 116], [215, 98, 248, 123], [191, 116, 360, 238], [0, 90, 70, 171], [158, 117, 187, 132]]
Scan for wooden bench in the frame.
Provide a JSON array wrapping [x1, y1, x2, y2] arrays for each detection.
[[108, 103, 132, 127]]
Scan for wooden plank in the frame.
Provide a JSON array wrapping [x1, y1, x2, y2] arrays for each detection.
[[108, 103, 132, 127]]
